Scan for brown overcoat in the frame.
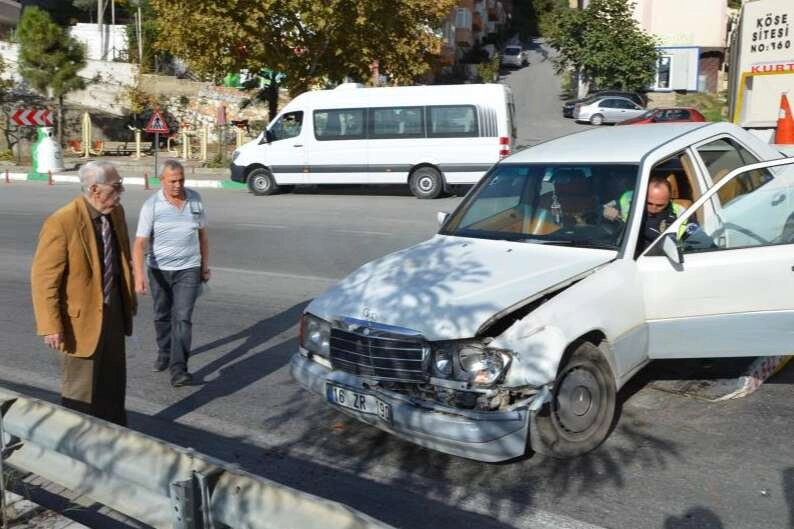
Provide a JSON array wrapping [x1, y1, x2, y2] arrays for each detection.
[[31, 197, 137, 357]]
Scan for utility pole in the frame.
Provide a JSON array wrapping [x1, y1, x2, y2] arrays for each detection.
[[97, 0, 104, 60]]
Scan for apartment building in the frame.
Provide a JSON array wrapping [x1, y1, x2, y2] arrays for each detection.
[[633, 0, 728, 93], [438, 0, 513, 68]]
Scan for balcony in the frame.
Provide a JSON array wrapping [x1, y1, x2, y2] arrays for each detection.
[[455, 27, 474, 47]]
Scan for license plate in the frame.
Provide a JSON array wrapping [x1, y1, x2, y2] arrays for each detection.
[[326, 384, 392, 423]]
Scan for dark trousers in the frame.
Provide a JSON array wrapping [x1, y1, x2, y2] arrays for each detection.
[[61, 284, 127, 427], [148, 266, 201, 376]]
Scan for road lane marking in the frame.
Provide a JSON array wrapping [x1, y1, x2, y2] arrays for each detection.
[[334, 229, 392, 236], [236, 223, 289, 229], [212, 266, 339, 283]]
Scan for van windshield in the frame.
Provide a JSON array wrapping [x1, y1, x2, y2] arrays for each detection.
[[441, 163, 639, 249]]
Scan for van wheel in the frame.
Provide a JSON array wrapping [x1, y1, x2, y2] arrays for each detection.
[[247, 167, 279, 196], [410, 167, 444, 199], [534, 342, 616, 458], [590, 114, 605, 126]]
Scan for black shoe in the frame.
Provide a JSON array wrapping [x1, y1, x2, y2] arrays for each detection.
[[153, 357, 169, 372], [171, 372, 193, 387]]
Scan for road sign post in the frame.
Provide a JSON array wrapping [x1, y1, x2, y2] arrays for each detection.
[[144, 108, 169, 181]]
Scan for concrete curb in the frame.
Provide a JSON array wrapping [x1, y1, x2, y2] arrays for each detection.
[[2, 171, 245, 190]]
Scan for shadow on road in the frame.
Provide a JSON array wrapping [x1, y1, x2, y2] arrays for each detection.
[[153, 301, 308, 422], [663, 507, 725, 529]]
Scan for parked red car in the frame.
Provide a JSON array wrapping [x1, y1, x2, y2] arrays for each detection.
[[618, 107, 706, 125]]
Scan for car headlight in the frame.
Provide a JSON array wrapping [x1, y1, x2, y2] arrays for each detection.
[[300, 313, 330, 358], [458, 344, 512, 386], [431, 342, 512, 387], [432, 347, 453, 377]]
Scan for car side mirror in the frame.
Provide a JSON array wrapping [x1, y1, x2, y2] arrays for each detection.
[[661, 232, 683, 264], [437, 211, 450, 227], [260, 130, 274, 144]]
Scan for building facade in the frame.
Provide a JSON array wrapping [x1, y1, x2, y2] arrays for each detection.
[[633, 0, 729, 94]]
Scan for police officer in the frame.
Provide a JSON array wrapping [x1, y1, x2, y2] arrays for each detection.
[[637, 176, 686, 254], [603, 176, 686, 255]]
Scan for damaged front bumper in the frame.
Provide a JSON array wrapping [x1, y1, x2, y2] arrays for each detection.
[[290, 352, 550, 462]]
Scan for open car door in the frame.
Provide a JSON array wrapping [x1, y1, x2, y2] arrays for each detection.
[[637, 157, 794, 359]]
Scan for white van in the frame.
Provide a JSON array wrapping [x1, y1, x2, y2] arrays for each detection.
[[230, 83, 516, 199]]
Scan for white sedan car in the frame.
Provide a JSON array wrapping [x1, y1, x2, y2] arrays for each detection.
[[574, 95, 645, 125], [291, 122, 794, 462]]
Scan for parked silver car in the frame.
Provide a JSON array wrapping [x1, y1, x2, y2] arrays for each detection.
[[573, 96, 645, 125], [500, 45, 528, 68]]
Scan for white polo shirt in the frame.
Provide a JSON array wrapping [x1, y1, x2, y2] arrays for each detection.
[[136, 188, 206, 271]]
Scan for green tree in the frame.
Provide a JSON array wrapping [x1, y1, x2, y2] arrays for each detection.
[[149, 0, 456, 117], [546, 0, 658, 93], [17, 6, 86, 145]]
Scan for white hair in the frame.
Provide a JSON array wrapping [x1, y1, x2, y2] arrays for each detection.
[[80, 161, 118, 194]]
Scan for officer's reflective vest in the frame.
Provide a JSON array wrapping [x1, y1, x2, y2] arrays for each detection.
[[618, 190, 688, 238]]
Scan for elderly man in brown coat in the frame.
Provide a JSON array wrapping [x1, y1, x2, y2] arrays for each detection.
[[31, 161, 137, 426]]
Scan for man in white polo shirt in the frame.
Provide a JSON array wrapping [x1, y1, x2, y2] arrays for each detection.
[[133, 159, 210, 387]]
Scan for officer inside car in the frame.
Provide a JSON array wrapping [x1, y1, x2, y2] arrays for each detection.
[[603, 175, 688, 255]]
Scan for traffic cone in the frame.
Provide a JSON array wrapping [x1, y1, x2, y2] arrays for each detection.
[[775, 93, 794, 144]]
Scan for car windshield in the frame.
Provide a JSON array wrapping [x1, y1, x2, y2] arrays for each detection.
[[504, 47, 521, 55], [635, 110, 655, 119], [442, 163, 640, 249]]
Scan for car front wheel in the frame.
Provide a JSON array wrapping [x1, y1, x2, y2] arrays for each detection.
[[533, 342, 617, 458], [590, 114, 605, 126], [247, 167, 280, 196]]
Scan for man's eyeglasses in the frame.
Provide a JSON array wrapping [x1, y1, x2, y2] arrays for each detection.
[[98, 181, 124, 192]]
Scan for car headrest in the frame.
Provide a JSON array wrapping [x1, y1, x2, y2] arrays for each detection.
[[553, 169, 590, 194]]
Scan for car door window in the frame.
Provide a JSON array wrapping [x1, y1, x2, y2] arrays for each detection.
[[673, 160, 794, 253], [269, 111, 303, 141], [695, 137, 774, 205], [600, 99, 617, 109]]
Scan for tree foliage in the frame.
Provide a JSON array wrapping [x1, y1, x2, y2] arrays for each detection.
[[17, 7, 86, 99], [149, 0, 456, 95], [546, 0, 658, 92], [17, 6, 86, 144]]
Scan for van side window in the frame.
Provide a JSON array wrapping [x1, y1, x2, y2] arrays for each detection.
[[427, 105, 478, 138], [269, 111, 303, 141], [370, 107, 424, 139], [314, 109, 366, 141]]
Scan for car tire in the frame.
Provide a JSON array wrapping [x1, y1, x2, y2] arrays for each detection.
[[410, 167, 444, 199], [590, 114, 605, 126], [533, 341, 617, 458], [247, 167, 280, 196]]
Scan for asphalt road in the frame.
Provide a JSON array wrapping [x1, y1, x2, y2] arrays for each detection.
[[1, 181, 793, 529]]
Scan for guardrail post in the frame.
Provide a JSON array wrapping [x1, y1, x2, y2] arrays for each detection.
[[170, 468, 221, 529], [1, 398, 20, 529], [134, 128, 142, 159]]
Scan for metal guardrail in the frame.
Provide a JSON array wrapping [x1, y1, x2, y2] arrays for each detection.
[[0, 387, 394, 529]]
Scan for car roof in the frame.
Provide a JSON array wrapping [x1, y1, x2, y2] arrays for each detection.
[[507, 122, 721, 163]]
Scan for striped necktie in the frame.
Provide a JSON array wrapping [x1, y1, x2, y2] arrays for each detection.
[[101, 215, 114, 305]]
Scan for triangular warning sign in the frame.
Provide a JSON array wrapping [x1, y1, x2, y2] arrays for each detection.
[[144, 109, 169, 133]]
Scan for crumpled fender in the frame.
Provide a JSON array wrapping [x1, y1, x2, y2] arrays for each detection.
[[488, 317, 567, 388]]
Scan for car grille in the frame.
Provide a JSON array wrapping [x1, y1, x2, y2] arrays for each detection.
[[329, 324, 428, 383]]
